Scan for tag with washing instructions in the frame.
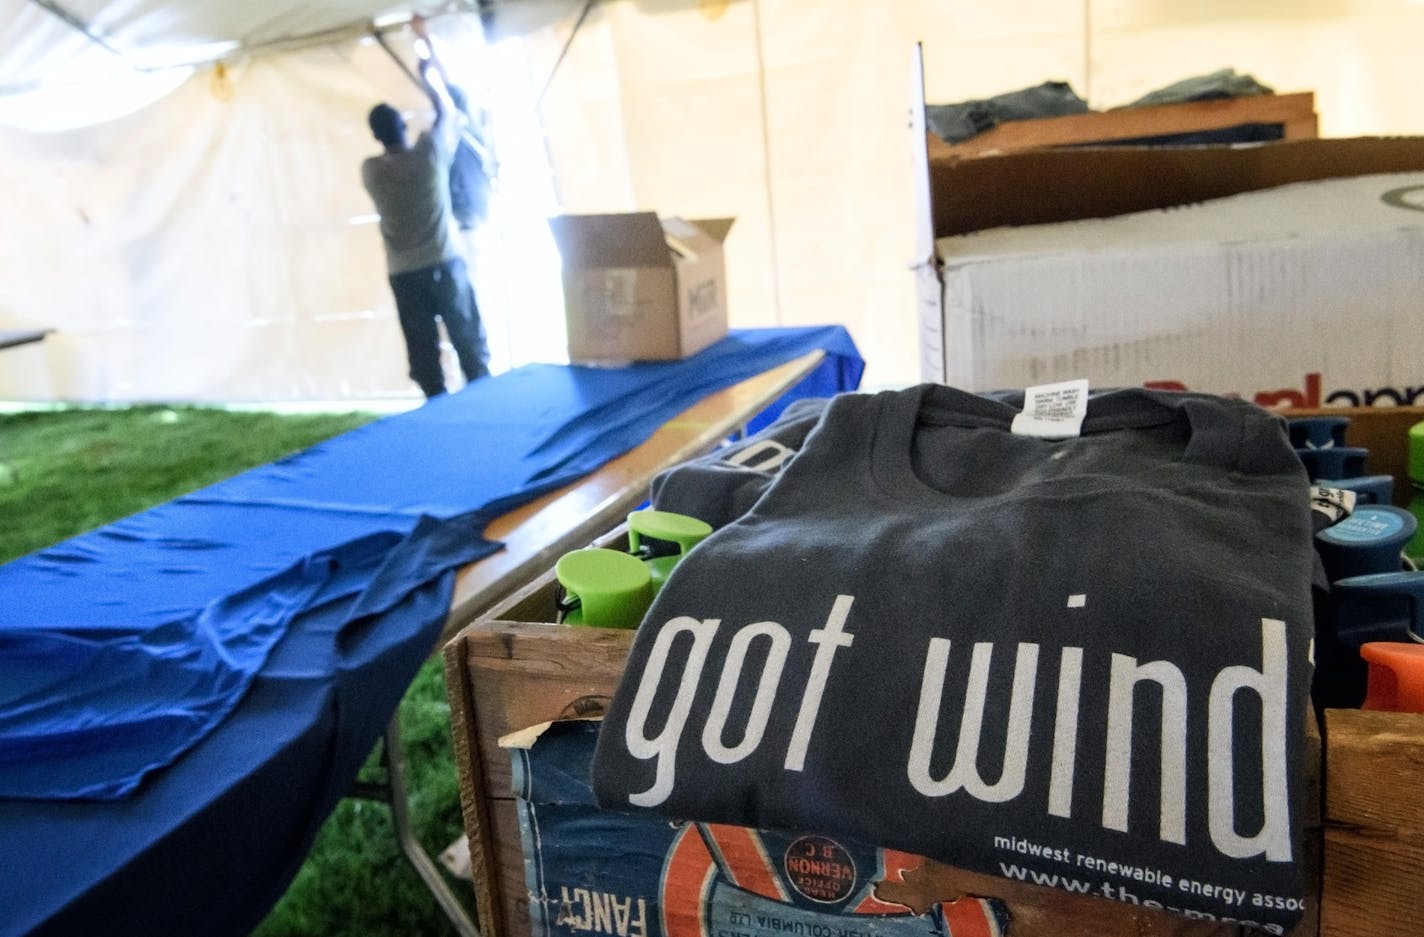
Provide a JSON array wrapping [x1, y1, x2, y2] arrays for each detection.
[[1310, 485, 1357, 527], [1010, 379, 1089, 438]]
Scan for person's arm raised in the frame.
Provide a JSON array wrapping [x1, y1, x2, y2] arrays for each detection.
[[413, 17, 452, 114], [413, 14, 463, 155]]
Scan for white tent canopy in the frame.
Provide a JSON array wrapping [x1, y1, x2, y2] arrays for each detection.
[[2, 0, 1421, 401]]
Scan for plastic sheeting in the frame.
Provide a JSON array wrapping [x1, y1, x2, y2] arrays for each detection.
[[0, 39, 430, 401]]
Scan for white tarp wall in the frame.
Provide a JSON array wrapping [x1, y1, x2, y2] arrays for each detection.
[[0, 25, 473, 402], [1, 0, 1421, 401]]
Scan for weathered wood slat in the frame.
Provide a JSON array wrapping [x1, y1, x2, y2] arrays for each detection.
[[445, 616, 634, 936], [1321, 709, 1424, 936]]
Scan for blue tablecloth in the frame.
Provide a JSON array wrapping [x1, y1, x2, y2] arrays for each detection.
[[0, 326, 863, 937]]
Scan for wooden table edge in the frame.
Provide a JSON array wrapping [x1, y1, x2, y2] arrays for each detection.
[[441, 350, 827, 639]]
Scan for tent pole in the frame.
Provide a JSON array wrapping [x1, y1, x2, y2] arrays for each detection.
[[27, 0, 127, 61], [537, 0, 597, 107], [374, 27, 422, 87]]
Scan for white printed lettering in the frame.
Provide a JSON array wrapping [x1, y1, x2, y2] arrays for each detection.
[[1048, 646, 1084, 818], [784, 594, 855, 771], [703, 621, 791, 763], [1208, 618, 1291, 861], [908, 640, 1038, 802], [724, 439, 796, 473], [1103, 654, 1188, 844], [624, 616, 719, 807]]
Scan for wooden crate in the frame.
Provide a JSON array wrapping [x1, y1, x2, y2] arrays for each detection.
[[444, 407, 1424, 937], [1319, 709, 1424, 937]]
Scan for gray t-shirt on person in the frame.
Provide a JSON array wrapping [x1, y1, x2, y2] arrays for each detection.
[[594, 384, 1316, 934], [361, 123, 458, 276]]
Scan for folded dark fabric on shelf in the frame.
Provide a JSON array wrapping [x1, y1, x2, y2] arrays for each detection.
[[926, 68, 1277, 145], [1123, 67, 1275, 109], [925, 80, 1089, 143]]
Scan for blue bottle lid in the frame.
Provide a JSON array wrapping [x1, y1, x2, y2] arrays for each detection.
[[1329, 571, 1424, 646], [1288, 416, 1351, 450], [1296, 446, 1369, 482], [1317, 505, 1419, 583], [1317, 474, 1395, 506], [1317, 505, 1417, 547]]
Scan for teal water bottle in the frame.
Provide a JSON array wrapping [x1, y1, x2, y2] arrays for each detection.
[[627, 509, 713, 593]]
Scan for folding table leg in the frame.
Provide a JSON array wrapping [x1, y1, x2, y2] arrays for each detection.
[[351, 718, 481, 937]]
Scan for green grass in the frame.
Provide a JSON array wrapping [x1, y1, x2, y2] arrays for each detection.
[[0, 406, 376, 563], [0, 404, 478, 936]]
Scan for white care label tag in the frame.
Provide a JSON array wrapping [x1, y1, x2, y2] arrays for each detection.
[[1011, 379, 1090, 438], [1310, 485, 1358, 526]]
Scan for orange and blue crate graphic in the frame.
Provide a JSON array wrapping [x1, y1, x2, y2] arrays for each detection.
[[509, 720, 1008, 937]]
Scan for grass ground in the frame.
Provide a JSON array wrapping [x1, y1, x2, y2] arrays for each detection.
[[0, 404, 478, 936]]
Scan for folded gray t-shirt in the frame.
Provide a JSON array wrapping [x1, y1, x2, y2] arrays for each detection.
[[595, 385, 1316, 934], [650, 396, 829, 529]]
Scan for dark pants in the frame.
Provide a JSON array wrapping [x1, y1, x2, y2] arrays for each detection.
[[389, 256, 490, 398]]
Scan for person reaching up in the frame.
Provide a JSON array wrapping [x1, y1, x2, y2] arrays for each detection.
[[360, 14, 489, 398]]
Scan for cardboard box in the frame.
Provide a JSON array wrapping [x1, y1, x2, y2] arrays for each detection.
[[445, 407, 1424, 937], [549, 213, 733, 363], [909, 50, 1424, 398], [932, 171, 1424, 400]]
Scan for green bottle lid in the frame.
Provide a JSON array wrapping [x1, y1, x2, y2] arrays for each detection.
[[554, 548, 653, 630], [1409, 420, 1424, 484], [628, 509, 713, 558], [628, 510, 714, 591], [1408, 421, 1424, 561]]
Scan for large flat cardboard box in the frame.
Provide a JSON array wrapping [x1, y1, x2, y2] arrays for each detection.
[[550, 213, 733, 363], [910, 51, 1424, 400], [931, 171, 1424, 401]]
